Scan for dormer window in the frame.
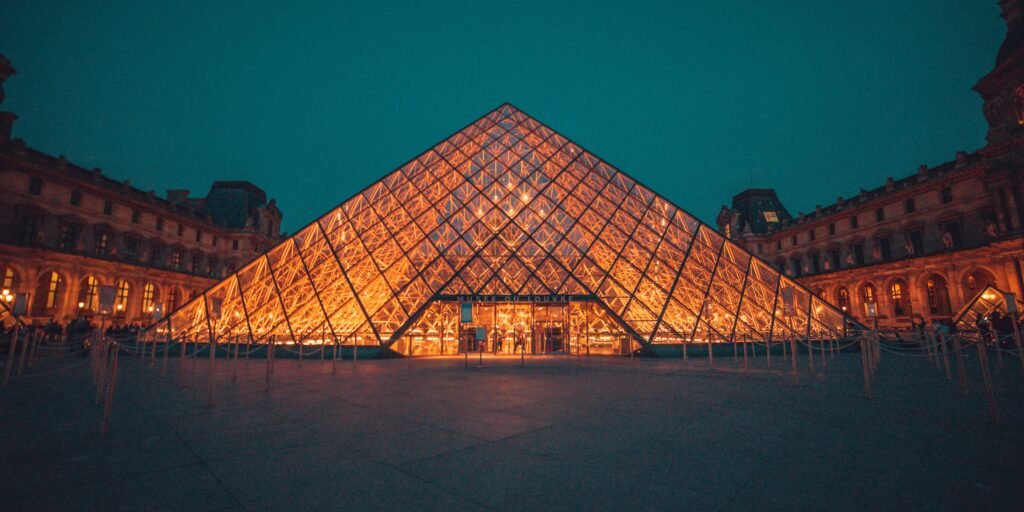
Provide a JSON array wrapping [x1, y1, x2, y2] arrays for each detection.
[[763, 211, 779, 223]]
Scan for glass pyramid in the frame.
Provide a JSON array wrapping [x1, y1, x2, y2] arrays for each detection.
[[953, 285, 1023, 332], [151, 104, 860, 353]]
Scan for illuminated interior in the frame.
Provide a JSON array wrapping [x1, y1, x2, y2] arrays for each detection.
[[953, 284, 1023, 331], [147, 104, 858, 355]]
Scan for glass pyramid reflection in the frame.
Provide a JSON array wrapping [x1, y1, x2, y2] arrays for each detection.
[[151, 104, 861, 352]]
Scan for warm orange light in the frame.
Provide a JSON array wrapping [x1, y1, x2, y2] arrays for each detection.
[[154, 105, 854, 350]]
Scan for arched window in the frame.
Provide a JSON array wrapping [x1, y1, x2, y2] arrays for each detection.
[[861, 283, 876, 317], [33, 271, 64, 315], [78, 276, 99, 312], [862, 284, 875, 304], [141, 283, 157, 315], [926, 275, 951, 316], [963, 268, 996, 298], [115, 280, 131, 315], [167, 288, 178, 312], [837, 287, 851, 312], [2, 266, 17, 299], [890, 280, 910, 317]]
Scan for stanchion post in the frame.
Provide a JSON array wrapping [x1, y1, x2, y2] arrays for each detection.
[[937, 330, 951, 381], [952, 334, 969, 395], [3, 324, 20, 387], [742, 334, 748, 373], [991, 326, 1005, 370], [177, 333, 186, 388], [206, 334, 216, 407], [265, 341, 272, 392], [17, 328, 32, 376], [28, 328, 40, 368], [789, 337, 798, 385], [1011, 314, 1024, 372], [232, 334, 239, 384], [976, 338, 999, 424], [807, 335, 814, 372], [819, 338, 826, 369], [100, 342, 119, 436], [859, 336, 873, 399]]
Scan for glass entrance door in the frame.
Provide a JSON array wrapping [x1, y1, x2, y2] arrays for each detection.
[[397, 299, 634, 357]]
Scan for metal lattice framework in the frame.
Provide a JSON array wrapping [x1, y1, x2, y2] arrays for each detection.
[[149, 104, 860, 351]]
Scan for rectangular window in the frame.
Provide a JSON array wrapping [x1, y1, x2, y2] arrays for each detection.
[[852, 243, 865, 265], [59, 223, 79, 252], [756, 243, 763, 254], [103, 200, 113, 215], [94, 232, 110, 257], [907, 230, 924, 255], [940, 187, 953, 204], [776, 240, 781, 250], [850, 215, 859, 229], [212, 236, 218, 247], [791, 235, 797, 246], [875, 208, 884, 222], [28, 177, 42, 195], [232, 239, 239, 251], [123, 238, 139, 261], [150, 244, 163, 266], [808, 229, 815, 241], [21, 216, 40, 245], [195, 230, 202, 243], [763, 211, 779, 223], [828, 223, 836, 236], [70, 190, 82, 206], [829, 249, 841, 270], [790, 258, 802, 277], [177, 224, 184, 237], [131, 209, 141, 224], [942, 221, 962, 249], [156, 217, 164, 231], [905, 198, 916, 213], [878, 237, 891, 261], [810, 253, 821, 274], [171, 249, 182, 269]]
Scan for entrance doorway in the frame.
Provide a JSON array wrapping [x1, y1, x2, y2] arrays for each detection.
[[397, 299, 640, 357], [458, 302, 568, 355]]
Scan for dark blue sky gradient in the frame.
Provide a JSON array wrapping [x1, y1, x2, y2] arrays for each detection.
[[0, 1, 1005, 232]]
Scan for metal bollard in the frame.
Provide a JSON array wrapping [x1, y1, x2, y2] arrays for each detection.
[[952, 334, 969, 395], [976, 339, 999, 424], [100, 343, 119, 436], [859, 336, 873, 399], [3, 325, 21, 387]]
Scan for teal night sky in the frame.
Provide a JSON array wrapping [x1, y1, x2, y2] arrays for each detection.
[[0, 1, 1005, 232]]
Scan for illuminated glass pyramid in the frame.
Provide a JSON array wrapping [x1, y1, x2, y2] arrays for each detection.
[[154, 104, 857, 354]]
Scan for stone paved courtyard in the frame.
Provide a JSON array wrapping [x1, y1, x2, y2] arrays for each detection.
[[2, 350, 1023, 511]]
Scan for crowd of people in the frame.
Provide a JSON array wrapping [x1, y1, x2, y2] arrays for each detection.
[[1, 318, 149, 353], [976, 311, 1019, 347]]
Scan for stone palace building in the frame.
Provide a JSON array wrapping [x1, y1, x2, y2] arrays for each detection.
[[0, 55, 283, 325], [718, 0, 1024, 329]]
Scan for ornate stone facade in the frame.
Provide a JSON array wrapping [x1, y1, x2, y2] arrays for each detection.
[[718, 2, 1024, 329], [0, 55, 284, 325]]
